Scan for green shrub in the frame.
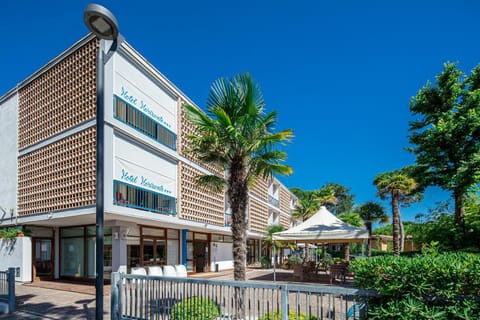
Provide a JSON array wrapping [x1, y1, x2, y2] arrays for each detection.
[[171, 297, 220, 320], [258, 310, 318, 320], [350, 252, 480, 319], [260, 256, 272, 269], [288, 255, 302, 265]]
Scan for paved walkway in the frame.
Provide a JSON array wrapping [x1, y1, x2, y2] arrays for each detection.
[[0, 269, 351, 319]]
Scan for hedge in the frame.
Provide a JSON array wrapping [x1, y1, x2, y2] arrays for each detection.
[[349, 252, 480, 319]]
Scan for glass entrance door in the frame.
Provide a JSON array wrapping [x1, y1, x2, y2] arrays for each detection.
[[34, 238, 53, 280], [142, 238, 166, 266], [194, 241, 207, 273]]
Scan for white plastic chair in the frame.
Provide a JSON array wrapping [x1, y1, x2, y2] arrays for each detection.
[[174, 264, 187, 277], [148, 265, 163, 276], [162, 265, 177, 277], [117, 265, 127, 285], [130, 267, 147, 287], [131, 266, 147, 275]]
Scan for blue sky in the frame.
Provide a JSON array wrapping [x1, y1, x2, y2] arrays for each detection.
[[1, 1, 478, 223]]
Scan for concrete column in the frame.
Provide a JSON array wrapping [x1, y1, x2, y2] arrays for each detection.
[[111, 226, 128, 272]]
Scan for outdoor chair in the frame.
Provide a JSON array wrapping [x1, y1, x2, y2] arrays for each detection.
[[129, 267, 147, 287], [292, 263, 304, 281], [117, 265, 127, 284], [346, 302, 366, 319], [147, 265, 163, 276], [328, 264, 346, 284], [174, 264, 187, 277], [163, 265, 177, 277], [131, 267, 147, 275]]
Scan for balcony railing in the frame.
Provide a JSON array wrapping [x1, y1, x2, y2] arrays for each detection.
[[111, 272, 378, 320], [268, 194, 279, 207]]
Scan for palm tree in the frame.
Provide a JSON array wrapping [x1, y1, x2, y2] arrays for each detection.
[[292, 194, 318, 222], [373, 171, 417, 256], [262, 225, 295, 267], [314, 185, 338, 207], [185, 73, 293, 281], [356, 201, 389, 256]]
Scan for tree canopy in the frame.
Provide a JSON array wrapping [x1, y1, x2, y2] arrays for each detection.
[[408, 62, 480, 227], [185, 73, 293, 281]]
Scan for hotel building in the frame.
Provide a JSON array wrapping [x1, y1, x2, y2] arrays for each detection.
[[0, 34, 297, 282]]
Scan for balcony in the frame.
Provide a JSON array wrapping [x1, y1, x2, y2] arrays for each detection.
[[268, 194, 279, 208]]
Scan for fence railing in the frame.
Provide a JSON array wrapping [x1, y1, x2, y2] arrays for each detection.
[[0, 268, 15, 314], [111, 272, 377, 320]]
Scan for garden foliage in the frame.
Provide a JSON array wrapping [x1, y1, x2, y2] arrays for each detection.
[[258, 310, 318, 320], [350, 252, 480, 319], [171, 297, 220, 320]]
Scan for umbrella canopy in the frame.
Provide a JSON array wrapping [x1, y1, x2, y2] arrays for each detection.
[[272, 206, 368, 243]]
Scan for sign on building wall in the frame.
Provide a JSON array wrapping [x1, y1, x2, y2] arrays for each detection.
[[114, 55, 177, 133], [114, 135, 177, 198]]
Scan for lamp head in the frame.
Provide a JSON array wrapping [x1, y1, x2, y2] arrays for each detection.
[[83, 4, 119, 40]]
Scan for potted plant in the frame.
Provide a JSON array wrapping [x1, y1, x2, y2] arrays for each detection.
[[0, 228, 27, 240]]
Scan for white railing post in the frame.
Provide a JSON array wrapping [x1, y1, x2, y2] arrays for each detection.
[[110, 272, 119, 320], [280, 285, 288, 320]]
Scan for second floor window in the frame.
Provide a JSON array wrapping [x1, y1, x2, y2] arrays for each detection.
[[114, 96, 176, 150]]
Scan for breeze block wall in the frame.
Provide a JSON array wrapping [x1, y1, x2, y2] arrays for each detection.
[[17, 40, 98, 215]]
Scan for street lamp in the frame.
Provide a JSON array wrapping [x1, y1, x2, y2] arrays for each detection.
[[83, 4, 119, 319]]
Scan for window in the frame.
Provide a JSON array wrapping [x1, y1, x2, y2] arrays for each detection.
[[114, 180, 176, 215], [268, 211, 280, 225], [114, 97, 176, 150]]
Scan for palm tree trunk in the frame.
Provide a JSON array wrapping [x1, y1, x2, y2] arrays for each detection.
[[343, 243, 350, 261], [228, 156, 248, 319], [399, 214, 405, 252], [228, 157, 248, 281], [366, 221, 372, 257], [392, 192, 400, 256]]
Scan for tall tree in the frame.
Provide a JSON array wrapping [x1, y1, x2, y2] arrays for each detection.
[[373, 171, 417, 256], [185, 73, 293, 282], [314, 185, 338, 207], [292, 192, 318, 221], [323, 182, 355, 215], [408, 62, 480, 231], [356, 201, 389, 256], [262, 225, 295, 266]]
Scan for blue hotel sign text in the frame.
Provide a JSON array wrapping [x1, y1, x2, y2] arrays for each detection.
[[120, 168, 173, 195], [120, 86, 172, 129]]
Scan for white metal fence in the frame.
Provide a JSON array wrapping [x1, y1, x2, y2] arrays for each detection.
[[110, 272, 377, 320]]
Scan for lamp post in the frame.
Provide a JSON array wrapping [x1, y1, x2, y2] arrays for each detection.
[[83, 4, 119, 319]]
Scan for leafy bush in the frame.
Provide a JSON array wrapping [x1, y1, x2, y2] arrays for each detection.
[[171, 297, 220, 320], [288, 255, 302, 265], [260, 256, 272, 269], [350, 252, 480, 319], [258, 310, 318, 320]]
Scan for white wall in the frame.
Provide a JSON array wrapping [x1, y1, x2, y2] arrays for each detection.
[[0, 93, 18, 225], [0, 237, 32, 282], [210, 242, 233, 271]]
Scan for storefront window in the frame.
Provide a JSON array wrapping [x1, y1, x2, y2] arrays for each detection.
[[60, 226, 112, 279], [167, 240, 179, 265], [60, 237, 84, 277]]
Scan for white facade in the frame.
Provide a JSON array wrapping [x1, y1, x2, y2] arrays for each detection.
[[0, 93, 18, 224]]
